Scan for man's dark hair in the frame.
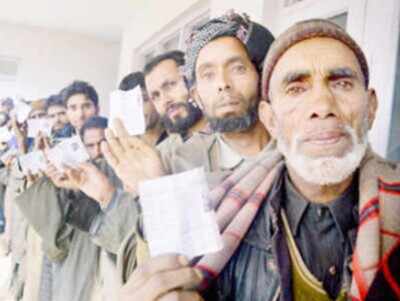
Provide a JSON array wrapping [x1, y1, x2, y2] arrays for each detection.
[[119, 72, 145, 91], [144, 50, 185, 76], [80, 116, 108, 138], [45, 94, 65, 112], [60, 80, 99, 107]]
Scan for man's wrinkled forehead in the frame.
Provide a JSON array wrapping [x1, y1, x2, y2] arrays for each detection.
[[270, 38, 365, 89]]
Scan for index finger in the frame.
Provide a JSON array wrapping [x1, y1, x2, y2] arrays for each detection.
[[105, 128, 125, 159], [113, 118, 130, 139]]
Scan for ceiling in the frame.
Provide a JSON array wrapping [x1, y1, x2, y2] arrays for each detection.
[[0, 0, 139, 42]]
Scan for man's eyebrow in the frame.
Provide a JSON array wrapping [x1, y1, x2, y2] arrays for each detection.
[[225, 56, 246, 66], [197, 62, 214, 73], [160, 79, 175, 89], [282, 70, 311, 86], [327, 67, 358, 80]]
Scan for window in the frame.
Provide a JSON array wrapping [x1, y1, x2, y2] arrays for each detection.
[[139, 9, 210, 68], [387, 31, 400, 160], [329, 12, 348, 30], [0, 57, 18, 82], [284, 0, 305, 7], [0, 57, 19, 98], [144, 51, 156, 65], [162, 32, 180, 52]]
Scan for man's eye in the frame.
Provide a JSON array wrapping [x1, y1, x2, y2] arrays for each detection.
[[201, 71, 215, 80], [286, 85, 306, 96], [232, 64, 246, 73], [333, 80, 353, 90]]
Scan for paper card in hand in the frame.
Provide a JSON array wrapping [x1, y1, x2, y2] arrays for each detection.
[[12, 99, 32, 123], [19, 151, 47, 175], [109, 87, 146, 136], [139, 167, 223, 259], [0, 127, 13, 142], [1, 148, 18, 163], [27, 118, 55, 138], [47, 135, 90, 170]]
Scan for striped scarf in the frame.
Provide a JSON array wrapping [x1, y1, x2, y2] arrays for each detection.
[[195, 147, 400, 300]]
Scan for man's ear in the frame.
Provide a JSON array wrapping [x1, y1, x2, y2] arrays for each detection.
[[190, 86, 204, 111], [367, 88, 378, 130], [258, 99, 278, 139]]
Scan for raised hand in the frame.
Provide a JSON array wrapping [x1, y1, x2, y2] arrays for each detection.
[[101, 119, 166, 193], [63, 162, 116, 205], [44, 162, 78, 190], [11, 115, 27, 154]]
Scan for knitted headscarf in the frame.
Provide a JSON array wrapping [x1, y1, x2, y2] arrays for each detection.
[[184, 10, 275, 87]]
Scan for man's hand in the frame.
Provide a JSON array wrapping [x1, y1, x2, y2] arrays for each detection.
[[11, 115, 27, 154], [101, 119, 166, 193], [119, 254, 203, 301], [44, 163, 78, 190], [64, 162, 116, 205], [33, 131, 50, 151], [2, 154, 16, 169]]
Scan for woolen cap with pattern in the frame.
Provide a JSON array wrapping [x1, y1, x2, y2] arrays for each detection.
[[262, 19, 369, 101], [184, 10, 275, 87]]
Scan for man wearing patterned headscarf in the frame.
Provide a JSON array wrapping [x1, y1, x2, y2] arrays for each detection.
[[94, 11, 276, 194], [114, 18, 400, 301], [72, 10, 277, 301]]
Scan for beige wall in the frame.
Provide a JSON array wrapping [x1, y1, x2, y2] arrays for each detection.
[[0, 22, 120, 115]]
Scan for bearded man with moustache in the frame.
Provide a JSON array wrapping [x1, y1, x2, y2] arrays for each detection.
[[116, 19, 400, 301], [144, 50, 205, 137], [51, 12, 276, 285]]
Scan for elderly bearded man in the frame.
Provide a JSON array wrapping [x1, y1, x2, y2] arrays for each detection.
[[118, 19, 400, 301]]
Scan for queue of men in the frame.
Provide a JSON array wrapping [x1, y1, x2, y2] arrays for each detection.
[[0, 11, 398, 301]]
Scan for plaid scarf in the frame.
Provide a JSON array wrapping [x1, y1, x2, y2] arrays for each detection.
[[194, 147, 400, 300]]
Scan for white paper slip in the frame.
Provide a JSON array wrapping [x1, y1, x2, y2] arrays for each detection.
[[109, 87, 146, 136], [0, 127, 13, 142], [47, 135, 90, 170], [27, 118, 54, 138], [19, 151, 47, 175], [1, 148, 18, 163], [12, 99, 32, 123], [139, 167, 223, 259]]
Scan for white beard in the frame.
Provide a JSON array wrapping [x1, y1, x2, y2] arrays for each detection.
[[277, 124, 368, 186]]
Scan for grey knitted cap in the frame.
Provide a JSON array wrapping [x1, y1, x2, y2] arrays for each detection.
[[262, 19, 369, 100]]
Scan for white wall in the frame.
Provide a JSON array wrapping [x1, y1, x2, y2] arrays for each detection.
[[118, 0, 400, 156], [262, 0, 400, 156], [0, 22, 120, 115], [118, 0, 201, 79], [210, 0, 265, 22], [118, 0, 266, 80]]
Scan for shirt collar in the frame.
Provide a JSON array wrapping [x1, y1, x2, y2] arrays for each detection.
[[215, 133, 245, 170], [284, 170, 359, 240], [156, 131, 169, 145], [284, 172, 309, 236]]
